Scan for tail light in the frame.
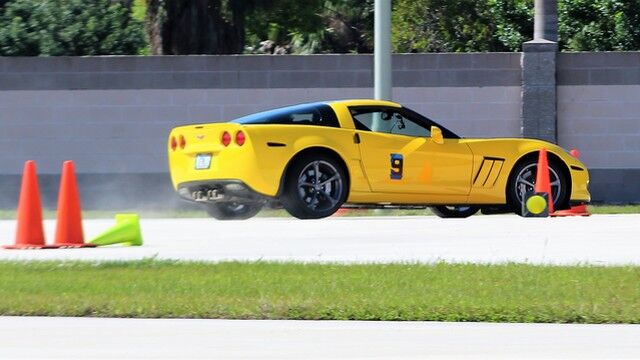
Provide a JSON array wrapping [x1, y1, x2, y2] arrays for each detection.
[[170, 136, 177, 151], [179, 135, 186, 149], [221, 131, 231, 147], [235, 131, 246, 146]]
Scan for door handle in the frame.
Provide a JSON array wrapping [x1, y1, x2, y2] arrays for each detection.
[[353, 133, 361, 144]]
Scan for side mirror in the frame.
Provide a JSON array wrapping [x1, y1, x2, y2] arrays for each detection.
[[431, 126, 444, 144]]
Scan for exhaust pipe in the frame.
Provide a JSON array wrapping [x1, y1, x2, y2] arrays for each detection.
[[207, 189, 223, 200], [192, 191, 206, 202], [192, 189, 224, 202]]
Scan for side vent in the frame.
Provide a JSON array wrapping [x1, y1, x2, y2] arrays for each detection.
[[473, 157, 505, 188]]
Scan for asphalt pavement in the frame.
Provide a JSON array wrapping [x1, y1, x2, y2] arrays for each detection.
[[2, 215, 639, 359], [0, 317, 638, 359], [0, 214, 638, 264]]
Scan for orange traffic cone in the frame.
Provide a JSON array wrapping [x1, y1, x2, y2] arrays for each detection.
[[4, 161, 55, 249], [551, 203, 591, 217], [53, 161, 95, 248], [534, 148, 554, 214], [333, 208, 350, 217]]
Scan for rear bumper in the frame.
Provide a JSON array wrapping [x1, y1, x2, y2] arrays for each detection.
[[177, 180, 270, 204]]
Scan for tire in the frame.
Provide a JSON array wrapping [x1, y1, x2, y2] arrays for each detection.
[[431, 205, 479, 218], [506, 156, 569, 214], [204, 201, 263, 220], [280, 154, 348, 219]]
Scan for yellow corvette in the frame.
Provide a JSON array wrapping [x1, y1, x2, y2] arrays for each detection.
[[168, 99, 590, 219]]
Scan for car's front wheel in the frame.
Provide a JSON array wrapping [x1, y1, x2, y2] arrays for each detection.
[[281, 154, 348, 219], [204, 202, 263, 220], [506, 156, 569, 214], [431, 205, 479, 218]]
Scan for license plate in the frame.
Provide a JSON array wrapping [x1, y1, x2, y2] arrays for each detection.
[[195, 154, 212, 170]]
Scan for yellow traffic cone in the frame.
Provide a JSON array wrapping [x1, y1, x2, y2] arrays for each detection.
[[89, 214, 143, 247]]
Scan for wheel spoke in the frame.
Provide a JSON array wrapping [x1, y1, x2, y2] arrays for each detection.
[[311, 192, 319, 209], [324, 192, 338, 206], [316, 190, 338, 207], [517, 178, 535, 187], [319, 174, 339, 186], [550, 180, 560, 186], [313, 161, 320, 183], [299, 181, 314, 187]]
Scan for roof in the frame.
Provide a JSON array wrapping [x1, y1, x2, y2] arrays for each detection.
[[328, 99, 402, 108], [231, 99, 402, 124]]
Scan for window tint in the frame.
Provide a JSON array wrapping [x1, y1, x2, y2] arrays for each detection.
[[350, 108, 431, 137], [232, 103, 339, 128]]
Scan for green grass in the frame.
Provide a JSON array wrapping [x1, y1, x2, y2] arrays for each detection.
[[0, 205, 637, 220], [131, 0, 146, 22], [588, 205, 640, 214], [0, 260, 639, 323]]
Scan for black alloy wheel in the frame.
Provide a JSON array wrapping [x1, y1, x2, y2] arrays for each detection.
[[281, 154, 348, 219], [507, 157, 569, 214]]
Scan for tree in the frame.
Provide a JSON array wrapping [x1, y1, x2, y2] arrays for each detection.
[[244, 0, 325, 54], [286, 0, 374, 54], [488, 0, 532, 51], [245, 0, 374, 54], [145, 0, 373, 55], [146, 0, 246, 55], [0, 0, 145, 56], [558, 0, 640, 51], [392, 0, 532, 53], [391, 0, 640, 53], [4, 0, 640, 56]]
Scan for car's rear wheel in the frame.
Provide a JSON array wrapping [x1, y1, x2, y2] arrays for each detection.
[[507, 157, 569, 214], [281, 154, 348, 219], [431, 205, 479, 218], [204, 201, 263, 220]]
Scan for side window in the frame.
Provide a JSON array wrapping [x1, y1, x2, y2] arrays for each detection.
[[350, 108, 431, 137], [288, 106, 339, 127]]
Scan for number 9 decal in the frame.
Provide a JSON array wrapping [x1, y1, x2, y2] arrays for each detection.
[[390, 153, 403, 180]]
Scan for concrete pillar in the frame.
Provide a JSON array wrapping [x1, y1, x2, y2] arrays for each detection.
[[374, 0, 392, 100], [534, 0, 558, 41], [521, 39, 558, 143], [521, 0, 558, 143]]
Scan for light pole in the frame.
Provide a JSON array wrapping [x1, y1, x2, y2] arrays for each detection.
[[534, 0, 558, 41], [374, 0, 392, 101], [521, 0, 558, 143]]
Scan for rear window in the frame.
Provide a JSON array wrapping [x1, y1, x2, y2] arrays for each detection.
[[232, 103, 339, 128]]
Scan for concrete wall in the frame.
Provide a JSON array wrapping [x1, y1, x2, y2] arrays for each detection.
[[0, 52, 638, 208], [557, 52, 640, 202], [0, 54, 522, 176], [0, 54, 522, 209]]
